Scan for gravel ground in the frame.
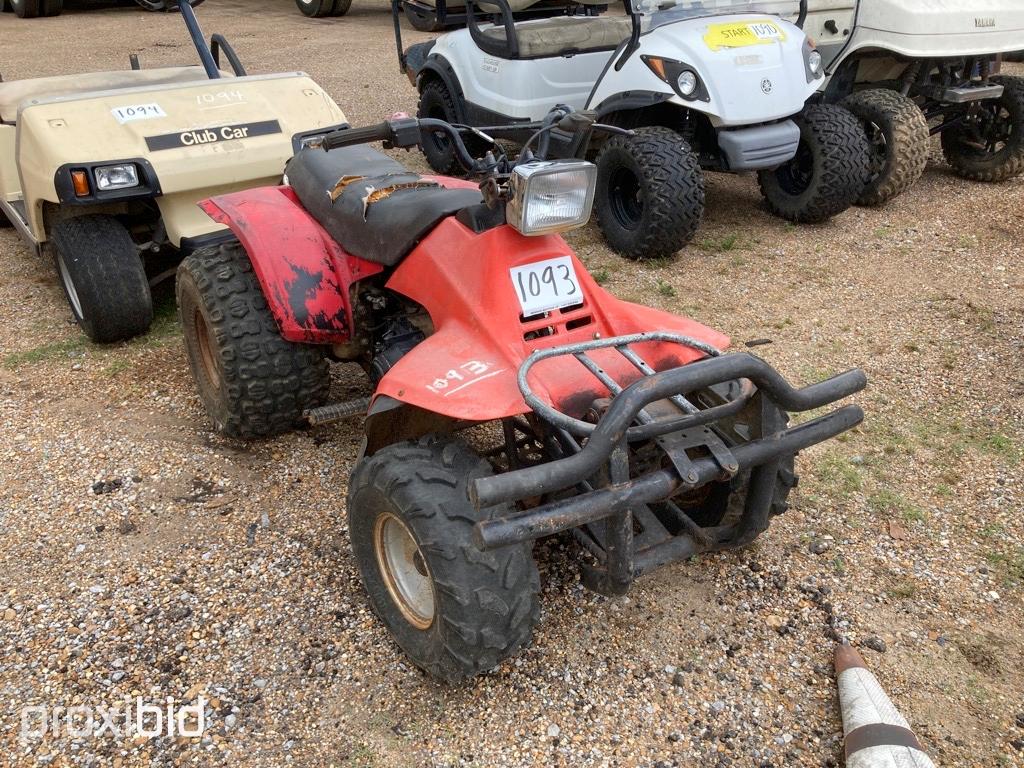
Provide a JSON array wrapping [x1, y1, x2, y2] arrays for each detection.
[[1, 2, 1023, 766]]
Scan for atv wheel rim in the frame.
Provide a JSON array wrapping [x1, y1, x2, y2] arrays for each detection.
[[194, 309, 221, 392], [56, 252, 83, 320], [609, 167, 643, 230], [374, 511, 435, 629], [961, 103, 1013, 157]]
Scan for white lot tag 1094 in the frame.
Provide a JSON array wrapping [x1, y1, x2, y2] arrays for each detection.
[[111, 103, 167, 124], [510, 256, 583, 317]]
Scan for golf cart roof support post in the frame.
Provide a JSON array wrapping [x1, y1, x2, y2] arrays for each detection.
[[796, 0, 807, 30], [615, 12, 642, 72], [467, 0, 520, 59], [179, 2, 221, 80], [392, 0, 407, 74]]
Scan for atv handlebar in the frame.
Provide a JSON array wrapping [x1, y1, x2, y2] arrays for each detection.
[[319, 111, 629, 174]]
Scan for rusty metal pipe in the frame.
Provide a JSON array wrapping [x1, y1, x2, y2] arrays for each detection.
[[472, 354, 866, 509], [474, 404, 865, 549]]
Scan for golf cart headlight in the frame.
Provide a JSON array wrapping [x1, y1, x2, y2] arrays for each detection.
[[808, 50, 823, 75], [506, 160, 597, 236], [93, 163, 139, 191], [677, 70, 699, 96]]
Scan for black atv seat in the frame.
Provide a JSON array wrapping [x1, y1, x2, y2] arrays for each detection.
[[286, 146, 483, 267]]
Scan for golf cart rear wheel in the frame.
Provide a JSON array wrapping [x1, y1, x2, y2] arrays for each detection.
[[417, 79, 487, 176], [843, 88, 930, 206], [176, 240, 330, 439], [295, 0, 351, 17], [758, 103, 869, 223], [348, 435, 541, 682], [50, 215, 153, 343], [594, 127, 704, 260], [404, 2, 443, 31], [10, 0, 62, 17], [941, 75, 1024, 182]]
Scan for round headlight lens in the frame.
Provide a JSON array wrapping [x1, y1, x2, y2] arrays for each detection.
[[677, 70, 698, 96], [808, 50, 823, 75]]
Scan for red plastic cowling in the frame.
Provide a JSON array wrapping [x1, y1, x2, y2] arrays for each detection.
[[375, 217, 730, 422], [198, 186, 383, 344]]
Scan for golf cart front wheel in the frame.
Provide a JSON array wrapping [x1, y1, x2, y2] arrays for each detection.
[[9, 0, 62, 17], [594, 126, 704, 260], [50, 215, 153, 343], [295, 0, 352, 17], [176, 240, 330, 439], [347, 435, 541, 682], [843, 88, 930, 206], [417, 79, 487, 176], [941, 75, 1024, 182], [758, 104, 869, 223]]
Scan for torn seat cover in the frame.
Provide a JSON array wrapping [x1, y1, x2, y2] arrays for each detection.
[[286, 145, 483, 267]]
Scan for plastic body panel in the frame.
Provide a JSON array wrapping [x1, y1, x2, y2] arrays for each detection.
[[11, 72, 346, 244]]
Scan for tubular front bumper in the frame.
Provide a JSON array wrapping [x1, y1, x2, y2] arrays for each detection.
[[468, 335, 867, 592]]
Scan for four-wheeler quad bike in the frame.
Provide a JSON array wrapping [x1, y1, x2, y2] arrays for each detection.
[[0, 1, 347, 342], [2, 0, 187, 19], [393, 0, 871, 260], [177, 110, 868, 680], [802, 0, 1024, 205]]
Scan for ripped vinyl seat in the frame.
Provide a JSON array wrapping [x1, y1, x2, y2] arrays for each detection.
[[285, 146, 483, 267]]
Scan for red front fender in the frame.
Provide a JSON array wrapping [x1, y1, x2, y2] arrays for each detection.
[[199, 186, 383, 344], [374, 218, 730, 423]]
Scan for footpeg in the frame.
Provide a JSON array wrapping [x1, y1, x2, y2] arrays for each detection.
[[304, 397, 371, 426]]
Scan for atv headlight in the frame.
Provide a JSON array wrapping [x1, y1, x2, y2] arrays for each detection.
[[93, 163, 139, 191], [808, 50, 823, 75], [506, 160, 597, 236]]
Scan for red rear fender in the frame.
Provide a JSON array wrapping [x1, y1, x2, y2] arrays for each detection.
[[375, 218, 730, 422], [199, 187, 383, 344]]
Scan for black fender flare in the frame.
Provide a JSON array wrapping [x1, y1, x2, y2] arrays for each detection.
[[417, 55, 470, 123], [593, 91, 675, 123]]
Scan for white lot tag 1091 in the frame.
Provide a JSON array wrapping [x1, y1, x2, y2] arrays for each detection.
[[510, 256, 583, 317]]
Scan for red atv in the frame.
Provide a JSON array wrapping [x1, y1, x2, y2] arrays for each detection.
[[177, 112, 867, 681]]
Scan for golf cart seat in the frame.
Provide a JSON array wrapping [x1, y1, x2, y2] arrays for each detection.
[[480, 14, 631, 58], [285, 145, 483, 267], [0, 66, 225, 123]]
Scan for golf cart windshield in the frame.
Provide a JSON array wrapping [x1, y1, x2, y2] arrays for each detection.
[[631, 0, 799, 21]]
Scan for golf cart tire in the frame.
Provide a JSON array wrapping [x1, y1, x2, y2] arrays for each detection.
[[843, 88, 930, 206], [594, 127, 704, 260], [404, 2, 443, 32], [295, 0, 351, 17], [10, 0, 62, 17], [50, 215, 153, 343], [176, 241, 330, 439], [941, 75, 1024, 183], [758, 104, 869, 223], [347, 435, 541, 683], [417, 79, 488, 176]]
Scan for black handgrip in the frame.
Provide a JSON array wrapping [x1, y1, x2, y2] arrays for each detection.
[[321, 122, 393, 151]]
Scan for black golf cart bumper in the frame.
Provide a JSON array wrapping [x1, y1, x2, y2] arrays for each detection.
[[469, 335, 866, 595]]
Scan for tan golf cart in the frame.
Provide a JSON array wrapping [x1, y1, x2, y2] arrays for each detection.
[[0, 1, 347, 341]]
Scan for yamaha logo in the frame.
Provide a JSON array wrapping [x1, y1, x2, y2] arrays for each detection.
[[760, 78, 773, 94], [975, 17, 995, 27]]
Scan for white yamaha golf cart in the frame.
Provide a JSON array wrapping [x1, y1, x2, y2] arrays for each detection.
[[396, 0, 869, 259], [803, 0, 1024, 204]]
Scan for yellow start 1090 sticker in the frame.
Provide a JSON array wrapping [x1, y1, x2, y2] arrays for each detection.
[[704, 19, 786, 51]]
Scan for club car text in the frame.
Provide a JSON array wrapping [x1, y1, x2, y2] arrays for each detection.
[[145, 120, 282, 151]]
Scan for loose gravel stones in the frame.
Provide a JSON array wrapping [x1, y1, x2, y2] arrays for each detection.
[[0, 8, 1022, 768]]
